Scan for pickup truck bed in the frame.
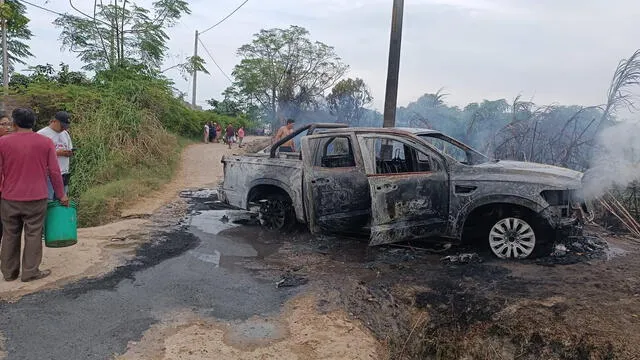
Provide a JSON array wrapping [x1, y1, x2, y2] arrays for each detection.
[[220, 154, 305, 222]]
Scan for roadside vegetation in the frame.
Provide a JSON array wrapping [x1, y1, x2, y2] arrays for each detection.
[[8, 63, 249, 227]]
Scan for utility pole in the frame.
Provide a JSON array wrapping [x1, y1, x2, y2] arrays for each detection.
[[0, 0, 7, 112], [382, 0, 404, 128], [191, 30, 198, 108]]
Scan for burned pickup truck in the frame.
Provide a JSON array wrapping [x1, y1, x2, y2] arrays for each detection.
[[219, 124, 589, 259]]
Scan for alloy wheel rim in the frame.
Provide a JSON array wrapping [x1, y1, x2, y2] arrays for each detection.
[[489, 217, 536, 259], [259, 200, 286, 230]]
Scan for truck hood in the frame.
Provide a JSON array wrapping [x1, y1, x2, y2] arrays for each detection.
[[455, 160, 583, 188]]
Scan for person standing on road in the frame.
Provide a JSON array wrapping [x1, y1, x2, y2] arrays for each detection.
[[216, 123, 222, 143], [203, 122, 209, 143], [225, 123, 235, 149], [274, 119, 296, 152], [0, 108, 69, 282], [210, 122, 217, 144], [37, 111, 73, 200], [237, 126, 245, 148], [0, 114, 13, 247]]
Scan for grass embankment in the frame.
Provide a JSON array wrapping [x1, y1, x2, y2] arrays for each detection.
[[12, 68, 249, 227]]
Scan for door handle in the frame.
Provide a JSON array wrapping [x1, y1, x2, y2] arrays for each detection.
[[376, 183, 398, 191], [311, 178, 328, 184], [455, 185, 477, 194]]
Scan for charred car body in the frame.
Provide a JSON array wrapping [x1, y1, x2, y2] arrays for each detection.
[[219, 124, 590, 259]]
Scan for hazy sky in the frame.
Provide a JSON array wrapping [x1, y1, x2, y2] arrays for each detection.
[[24, 0, 640, 112]]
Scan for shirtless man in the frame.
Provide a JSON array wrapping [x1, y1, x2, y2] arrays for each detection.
[[274, 119, 296, 152]]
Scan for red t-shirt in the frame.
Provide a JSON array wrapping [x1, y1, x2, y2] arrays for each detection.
[[0, 132, 65, 201]]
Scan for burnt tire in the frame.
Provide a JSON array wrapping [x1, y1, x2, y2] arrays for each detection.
[[486, 215, 553, 260], [258, 193, 295, 232]]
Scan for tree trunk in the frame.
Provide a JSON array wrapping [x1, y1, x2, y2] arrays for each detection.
[[271, 88, 277, 125], [121, 0, 127, 62]]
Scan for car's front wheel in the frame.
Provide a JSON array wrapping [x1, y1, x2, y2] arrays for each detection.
[[487, 216, 547, 259]]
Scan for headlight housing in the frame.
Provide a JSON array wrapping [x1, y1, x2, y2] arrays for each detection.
[[541, 189, 587, 218]]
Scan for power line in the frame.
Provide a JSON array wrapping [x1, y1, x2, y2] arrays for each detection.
[[18, 0, 67, 17], [200, 0, 249, 35], [198, 38, 233, 83]]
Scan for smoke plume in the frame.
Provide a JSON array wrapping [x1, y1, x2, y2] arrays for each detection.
[[582, 121, 640, 200]]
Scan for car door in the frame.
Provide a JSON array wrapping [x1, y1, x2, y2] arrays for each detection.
[[301, 134, 370, 234], [357, 134, 449, 246]]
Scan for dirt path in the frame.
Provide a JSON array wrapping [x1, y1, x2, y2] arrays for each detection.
[[119, 296, 382, 360], [0, 140, 256, 301], [121, 139, 260, 218]]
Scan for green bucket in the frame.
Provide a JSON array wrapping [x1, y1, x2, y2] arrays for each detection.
[[44, 200, 78, 248]]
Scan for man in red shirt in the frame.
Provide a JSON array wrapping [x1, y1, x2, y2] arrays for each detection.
[[0, 108, 69, 282], [225, 123, 235, 149]]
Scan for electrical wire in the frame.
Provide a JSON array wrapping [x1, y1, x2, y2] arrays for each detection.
[[18, 0, 67, 17], [200, 0, 249, 35], [198, 38, 233, 83], [22, 0, 239, 85]]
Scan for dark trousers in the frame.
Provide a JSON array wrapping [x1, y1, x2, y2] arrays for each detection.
[[0, 199, 48, 280]]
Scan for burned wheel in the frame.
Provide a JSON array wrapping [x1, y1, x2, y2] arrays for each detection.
[[488, 217, 538, 259], [258, 194, 295, 231]]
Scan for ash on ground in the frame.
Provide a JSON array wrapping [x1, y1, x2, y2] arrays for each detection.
[[441, 252, 483, 264], [276, 272, 309, 288], [536, 235, 610, 266]]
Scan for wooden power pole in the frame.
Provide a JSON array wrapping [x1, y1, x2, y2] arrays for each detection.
[[382, 0, 404, 128], [191, 30, 199, 108]]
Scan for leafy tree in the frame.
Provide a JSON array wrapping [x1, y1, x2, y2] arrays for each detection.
[[326, 78, 372, 125], [228, 25, 348, 126], [207, 86, 261, 121], [0, 0, 33, 74], [54, 0, 192, 72], [9, 63, 90, 88], [396, 90, 464, 139], [161, 55, 209, 81], [207, 98, 242, 117]]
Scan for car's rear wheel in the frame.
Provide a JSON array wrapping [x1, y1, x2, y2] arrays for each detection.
[[258, 193, 295, 231], [488, 216, 542, 259]]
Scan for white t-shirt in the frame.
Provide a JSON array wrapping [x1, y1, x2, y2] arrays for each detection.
[[37, 126, 73, 174]]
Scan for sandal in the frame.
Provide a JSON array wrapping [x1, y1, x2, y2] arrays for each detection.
[[21, 269, 52, 283]]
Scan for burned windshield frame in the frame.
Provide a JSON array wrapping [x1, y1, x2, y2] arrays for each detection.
[[417, 133, 490, 165]]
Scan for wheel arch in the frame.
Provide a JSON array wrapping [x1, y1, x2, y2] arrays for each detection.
[[246, 179, 303, 221], [247, 179, 293, 203], [455, 195, 548, 241]]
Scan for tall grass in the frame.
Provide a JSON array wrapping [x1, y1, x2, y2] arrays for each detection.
[[11, 68, 248, 226]]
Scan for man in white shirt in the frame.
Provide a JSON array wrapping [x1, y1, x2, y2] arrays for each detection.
[[37, 111, 73, 200]]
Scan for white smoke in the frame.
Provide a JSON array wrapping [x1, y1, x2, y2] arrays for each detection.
[[582, 121, 640, 200]]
